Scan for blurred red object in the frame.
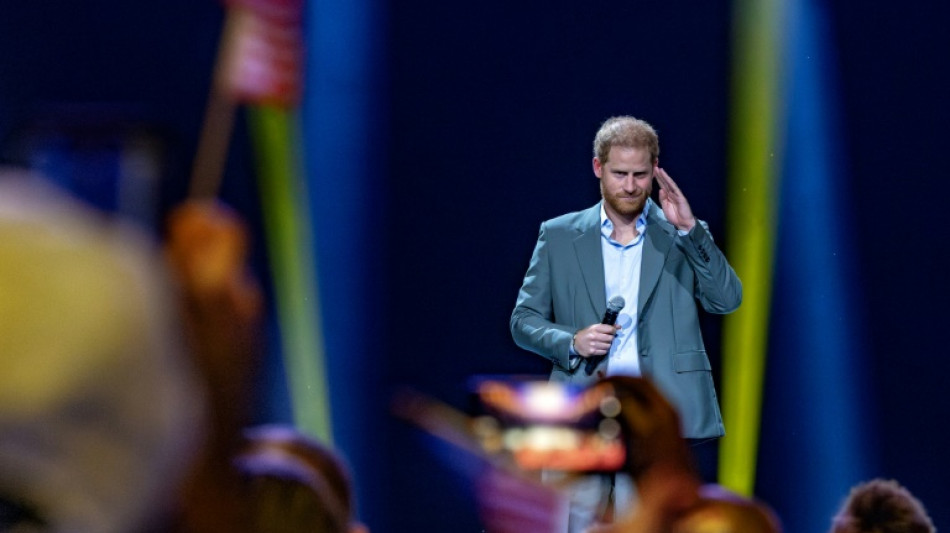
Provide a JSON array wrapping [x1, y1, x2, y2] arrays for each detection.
[[218, 0, 304, 107]]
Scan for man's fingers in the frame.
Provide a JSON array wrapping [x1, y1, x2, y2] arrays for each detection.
[[578, 324, 620, 356], [591, 324, 618, 335], [653, 166, 669, 189], [655, 167, 679, 193]]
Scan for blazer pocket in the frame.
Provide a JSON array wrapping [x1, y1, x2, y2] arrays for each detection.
[[672, 350, 711, 373]]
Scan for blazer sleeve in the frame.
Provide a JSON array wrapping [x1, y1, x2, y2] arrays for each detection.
[[678, 221, 742, 314], [510, 222, 578, 372]]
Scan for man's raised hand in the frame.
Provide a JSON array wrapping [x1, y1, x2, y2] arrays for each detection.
[[655, 166, 697, 232]]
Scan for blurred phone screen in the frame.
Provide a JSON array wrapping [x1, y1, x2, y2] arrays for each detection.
[[469, 377, 625, 472]]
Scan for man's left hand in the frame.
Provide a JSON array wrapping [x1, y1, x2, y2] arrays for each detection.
[[655, 166, 697, 232]]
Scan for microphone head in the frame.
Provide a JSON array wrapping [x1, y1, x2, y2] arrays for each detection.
[[607, 296, 625, 312]]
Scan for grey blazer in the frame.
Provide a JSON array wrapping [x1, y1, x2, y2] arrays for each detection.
[[510, 200, 742, 439]]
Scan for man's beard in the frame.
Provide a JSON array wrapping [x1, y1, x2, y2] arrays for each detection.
[[603, 188, 648, 219]]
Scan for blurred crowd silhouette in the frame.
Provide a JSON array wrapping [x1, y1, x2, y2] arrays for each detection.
[[830, 478, 935, 533], [0, 168, 364, 533], [397, 372, 937, 533]]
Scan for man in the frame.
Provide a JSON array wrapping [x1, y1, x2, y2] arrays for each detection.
[[510, 116, 742, 531]]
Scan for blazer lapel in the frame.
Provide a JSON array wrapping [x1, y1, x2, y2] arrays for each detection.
[[639, 201, 675, 315], [573, 204, 606, 319]]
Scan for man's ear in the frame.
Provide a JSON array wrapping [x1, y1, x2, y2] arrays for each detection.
[[593, 157, 604, 179]]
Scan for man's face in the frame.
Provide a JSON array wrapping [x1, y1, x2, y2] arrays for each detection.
[[594, 146, 654, 221]]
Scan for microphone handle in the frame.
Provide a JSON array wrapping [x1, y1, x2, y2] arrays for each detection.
[[583, 354, 604, 376], [583, 309, 620, 375]]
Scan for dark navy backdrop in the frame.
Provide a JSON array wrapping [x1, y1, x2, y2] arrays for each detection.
[[2, 1, 949, 531]]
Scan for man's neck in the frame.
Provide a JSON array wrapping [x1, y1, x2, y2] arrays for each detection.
[[606, 209, 643, 246]]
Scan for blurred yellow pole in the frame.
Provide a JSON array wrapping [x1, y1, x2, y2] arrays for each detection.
[[248, 106, 332, 444], [719, 0, 784, 497]]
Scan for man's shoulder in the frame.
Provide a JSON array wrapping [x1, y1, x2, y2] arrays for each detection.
[[542, 203, 600, 232]]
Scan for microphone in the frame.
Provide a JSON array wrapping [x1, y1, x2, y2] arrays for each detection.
[[584, 296, 625, 375]]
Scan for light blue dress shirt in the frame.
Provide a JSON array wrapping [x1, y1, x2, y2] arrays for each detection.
[[599, 201, 648, 376]]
